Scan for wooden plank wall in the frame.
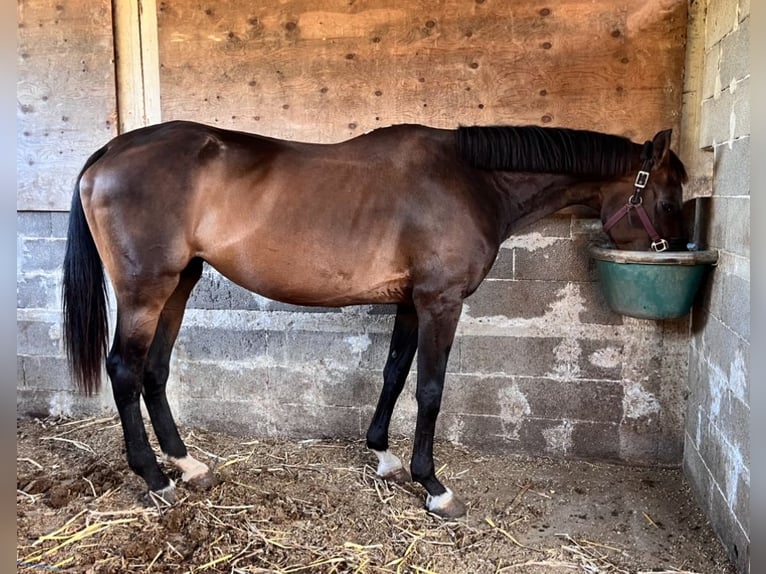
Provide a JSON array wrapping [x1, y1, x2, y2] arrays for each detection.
[[157, 0, 688, 143], [17, 0, 687, 209], [17, 0, 117, 210]]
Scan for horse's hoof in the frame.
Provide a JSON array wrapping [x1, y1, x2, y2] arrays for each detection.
[[380, 467, 411, 484], [187, 470, 218, 490], [144, 480, 176, 507], [426, 488, 467, 519]]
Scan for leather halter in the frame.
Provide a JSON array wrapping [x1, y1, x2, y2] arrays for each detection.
[[602, 141, 669, 252]]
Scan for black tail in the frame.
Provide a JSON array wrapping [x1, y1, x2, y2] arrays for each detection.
[[62, 145, 110, 395]]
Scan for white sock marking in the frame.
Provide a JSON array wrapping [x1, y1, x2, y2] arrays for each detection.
[[426, 487, 454, 512], [372, 449, 404, 477], [167, 454, 210, 482]]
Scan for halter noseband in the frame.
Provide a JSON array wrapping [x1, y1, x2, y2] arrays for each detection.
[[602, 141, 669, 252]]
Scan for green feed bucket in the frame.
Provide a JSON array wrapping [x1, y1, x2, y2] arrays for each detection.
[[588, 245, 718, 320]]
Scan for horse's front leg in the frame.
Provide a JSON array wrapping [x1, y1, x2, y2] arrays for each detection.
[[366, 304, 418, 483], [410, 289, 467, 518]]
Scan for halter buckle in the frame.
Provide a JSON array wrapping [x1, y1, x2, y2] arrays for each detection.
[[651, 239, 669, 253], [634, 170, 650, 189]]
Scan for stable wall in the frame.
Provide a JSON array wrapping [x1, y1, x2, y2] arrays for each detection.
[[19, 0, 692, 467], [680, 0, 750, 571]]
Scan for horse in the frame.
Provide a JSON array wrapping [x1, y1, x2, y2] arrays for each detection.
[[62, 121, 687, 518]]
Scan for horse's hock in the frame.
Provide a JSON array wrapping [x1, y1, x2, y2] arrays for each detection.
[[17, 0, 749, 572]]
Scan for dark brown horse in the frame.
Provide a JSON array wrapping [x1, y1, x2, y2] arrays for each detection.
[[63, 121, 687, 517]]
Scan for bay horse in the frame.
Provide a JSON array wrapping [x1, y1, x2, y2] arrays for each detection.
[[62, 121, 687, 518]]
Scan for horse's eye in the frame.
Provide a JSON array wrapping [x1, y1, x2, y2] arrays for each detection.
[[659, 201, 676, 213]]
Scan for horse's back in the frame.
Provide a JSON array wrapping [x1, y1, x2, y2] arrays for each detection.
[[79, 121, 497, 306]]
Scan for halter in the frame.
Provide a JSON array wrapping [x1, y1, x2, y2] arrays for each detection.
[[602, 141, 669, 252]]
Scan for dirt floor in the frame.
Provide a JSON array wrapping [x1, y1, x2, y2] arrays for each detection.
[[17, 416, 735, 573]]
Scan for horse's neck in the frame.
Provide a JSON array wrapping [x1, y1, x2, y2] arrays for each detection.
[[488, 171, 603, 241]]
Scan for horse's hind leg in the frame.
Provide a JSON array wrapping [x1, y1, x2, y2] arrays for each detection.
[[107, 277, 183, 503], [141, 258, 216, 490], [366, 304, 418, 483]]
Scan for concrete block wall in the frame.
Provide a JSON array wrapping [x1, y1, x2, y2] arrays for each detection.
[[681, 0, 750, 571], [18, 210, 690, 466]]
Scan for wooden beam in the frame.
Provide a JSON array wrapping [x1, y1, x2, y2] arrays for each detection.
[[112, 0, 161, 132], [139, 0, 162, 124]]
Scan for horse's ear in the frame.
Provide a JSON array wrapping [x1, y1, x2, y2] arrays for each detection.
[[651, 129, 672, 167]]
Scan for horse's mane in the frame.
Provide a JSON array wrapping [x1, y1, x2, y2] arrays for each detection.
[[455, 125, 638, 178]]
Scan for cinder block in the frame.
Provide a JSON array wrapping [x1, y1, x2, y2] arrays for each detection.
[[188, 269, 341, 313], [367, 304, 397, 316], [524, 378, 624, 423], [571, 217, 606, 238], [17, 211, 52, 237], [267, 365, 380, 409], [720, 271, 750, 340], [706, 486, 750, 573], [702, 46, 720, 101], [700, 79, 749, 147], [692, 258, 723, 314], [487, 248, 513, 279], [439, 374, 511, 417], [175, 325, 277, 362], [271, 403, 363, 438], [683, 437, 715, 512], [714, 136, 750, 197], [17, 319, 62, 356], [362, 331, 397, 370], [619, 419, 681, 465], [16, 389, 111, 419], [466, 279, 568, 321], [50, 212, 70, 238], [580, 339, 624, 380], [19, 355, 71, 390], [708, 196, 749, 258], [177, 397, 275, 437], [716, 390, 751, 470], [459, 336, 561, 376], [686, 342, 715, 423], [577, 282, 625, 326], [698, 430, 750, 572], [720, 17, 749, 86], [700, 93, 730, 148], [700, 78, 750, 148], [17, 274, 60, 310], [513, 215, 573, 238], [18, 238, 66, 274], [732, 77, 750, 139], [188, 271, 266, 311], [281, 330, 381, 370], [435, 412, 510, 452], [571, 420, 621, 461], [174, 360, 267, 400], [697, 420, 741, 503], [513, 238, 595, 282]]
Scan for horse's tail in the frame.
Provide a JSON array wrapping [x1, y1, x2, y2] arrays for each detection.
[[62, 145, 110, 395]]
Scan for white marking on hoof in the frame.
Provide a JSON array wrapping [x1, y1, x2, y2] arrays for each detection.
[[372, 449, 404, 478], [426, 487, 454, 513], [425, 487, 467, 518], [167, 454, 211, 483]]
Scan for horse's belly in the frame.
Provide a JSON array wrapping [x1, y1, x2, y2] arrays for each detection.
[[205, 248, 412, 307]]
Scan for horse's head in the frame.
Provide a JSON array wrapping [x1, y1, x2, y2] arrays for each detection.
[[599, 130, 688, 251]]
